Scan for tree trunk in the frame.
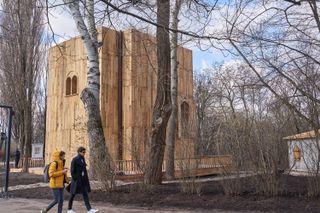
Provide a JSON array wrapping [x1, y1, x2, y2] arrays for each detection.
[[165, 0, 183, 180], [65, 0, 113, 185], [144, 0, 172, 185], [3, 0, 44, 173], [22, 89, 32, 173], [19, 123, 24, 163], [80, 88, 113, 181]]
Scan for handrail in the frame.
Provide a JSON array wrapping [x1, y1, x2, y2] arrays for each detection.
[[113, 155, 234, 175], [16, 155, 234, 176], [18, 158, 45, 168]]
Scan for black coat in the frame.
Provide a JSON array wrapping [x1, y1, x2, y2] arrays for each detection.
[[14, 150, 20, 161], [70, 154, 91, 194]]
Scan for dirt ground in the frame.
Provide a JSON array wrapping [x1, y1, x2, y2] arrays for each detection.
[[2, 173, 320, 213], [0, 171, 43, 187]]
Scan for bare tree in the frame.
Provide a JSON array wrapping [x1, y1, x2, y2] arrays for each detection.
[[0, 0, 45, 172], [165, 0, 184, 180], [193, 72, 218, 155], [144, 0, 172, 185], [220, 0, 320, 126], [62, 0, 114, 186], [199, 61, 297, 195]]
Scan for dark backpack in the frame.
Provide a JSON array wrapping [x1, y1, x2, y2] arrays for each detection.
[[43, 161, 58, 182]]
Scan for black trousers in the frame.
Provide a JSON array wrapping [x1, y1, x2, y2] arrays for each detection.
[[68, 190, 91, 211], [15, 158, 20, 168]]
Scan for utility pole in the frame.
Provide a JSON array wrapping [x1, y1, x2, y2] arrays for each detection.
[[0, 105, 14, 196]]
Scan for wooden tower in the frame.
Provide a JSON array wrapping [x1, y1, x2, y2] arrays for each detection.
[[45, 27, 196, 166]]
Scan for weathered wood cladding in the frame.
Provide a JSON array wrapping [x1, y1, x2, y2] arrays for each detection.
[[45, 27, 196, 166]]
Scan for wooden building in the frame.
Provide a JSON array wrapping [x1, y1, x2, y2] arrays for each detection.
[[284, 130, 320, 173], [45, 27, 196, 166]]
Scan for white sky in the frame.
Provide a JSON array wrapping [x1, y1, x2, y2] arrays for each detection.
[[46, 0, 232, 71], [47, 2, 77, 42]]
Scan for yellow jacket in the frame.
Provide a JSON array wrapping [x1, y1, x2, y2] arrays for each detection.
[[49, 150, 65, 189]]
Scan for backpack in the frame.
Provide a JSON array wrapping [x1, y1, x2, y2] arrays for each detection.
[[43, 161, 58, 182]]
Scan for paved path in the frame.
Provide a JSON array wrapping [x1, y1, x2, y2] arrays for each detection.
[[5, 173, 256, 191], [0, 198, 259, 213]]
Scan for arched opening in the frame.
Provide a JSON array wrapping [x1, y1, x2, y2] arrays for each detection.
[[72, 76, 78, 94], [66, 77, 71, 96], [181, 101, 190, 138], [293, 145, 301, 161]]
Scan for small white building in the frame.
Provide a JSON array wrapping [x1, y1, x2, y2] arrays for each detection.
[[284, 130, 320, 173], [31, 143, 43, 159]]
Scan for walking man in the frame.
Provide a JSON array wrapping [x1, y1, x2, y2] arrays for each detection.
[[14, 148, 20, 168], [67, 147, 98, 213]]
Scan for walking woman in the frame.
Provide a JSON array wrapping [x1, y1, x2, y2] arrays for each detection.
[[67, 147, 98, 213], [41, 150, 68, 213]]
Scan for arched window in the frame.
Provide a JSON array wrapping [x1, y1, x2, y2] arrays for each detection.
[[66, 77, 71, 96], [181, 101, 190, 138], [66, 74, 78, 96], [72, 76, 77, 94], [293, 145, 301, 161]]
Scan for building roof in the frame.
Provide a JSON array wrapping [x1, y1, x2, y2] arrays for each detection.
[[283, 130, 320, 141]]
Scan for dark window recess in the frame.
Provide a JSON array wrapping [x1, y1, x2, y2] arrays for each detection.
[[72, 76, 77, 94], [66, 77, 71, 95], [181, 101, 189, 138]]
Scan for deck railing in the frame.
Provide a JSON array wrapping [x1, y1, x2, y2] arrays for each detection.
[[114, 155, 234, 175], [18, 158, 45, 168], [13, 155, 234, 176]]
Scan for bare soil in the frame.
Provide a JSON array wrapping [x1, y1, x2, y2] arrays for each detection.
[[0, 171, 43, 187], [1, 173, 320, 213]]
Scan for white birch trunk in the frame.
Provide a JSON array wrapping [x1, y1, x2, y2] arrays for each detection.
[[64, 0, 113, 187], [165, 0, 183, 180]]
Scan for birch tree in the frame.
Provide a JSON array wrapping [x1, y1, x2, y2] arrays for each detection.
[[165, 0, 184, 180], [63, 0, 113, 185]]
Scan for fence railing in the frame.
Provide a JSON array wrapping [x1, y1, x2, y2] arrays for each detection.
[[13, 155, 234, 176], [114, 155, 234, 175], [18, 158, 45, 168]]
